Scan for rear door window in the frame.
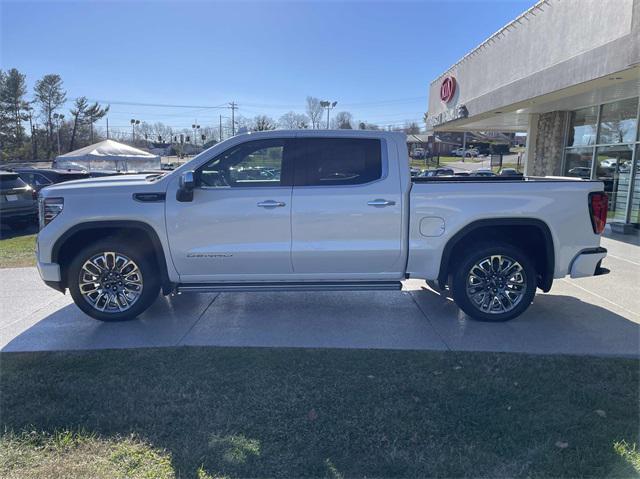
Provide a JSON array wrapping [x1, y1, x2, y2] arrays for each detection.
[[295, 138, 382, 186], [33, 173, 53, 186], [0, 174, 28, 191]]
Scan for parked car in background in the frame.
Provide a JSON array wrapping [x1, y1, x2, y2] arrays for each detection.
[[498, 168, 523, 177], [36, 130, 610, 324], [470, 169, 497, 177], [420, 168, 455, 177], [412, 147, 426, 158], [568, 167, 592, 179], [410, 167, 422, 177], [599, 158, 618, 168], [452, 147, 479, 157], [0, 171, 38, 229], [12, 168, 91, 192]]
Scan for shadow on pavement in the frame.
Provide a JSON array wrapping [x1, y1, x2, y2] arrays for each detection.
[[409, 286, 640, 356], [3, 287, 639, 357], [603, 225, 640, 246]]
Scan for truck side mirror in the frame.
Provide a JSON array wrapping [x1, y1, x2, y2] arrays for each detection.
[[177, 170, 195, 202]]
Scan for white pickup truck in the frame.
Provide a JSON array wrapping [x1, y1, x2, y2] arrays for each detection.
[[36, 130, 610, 322]]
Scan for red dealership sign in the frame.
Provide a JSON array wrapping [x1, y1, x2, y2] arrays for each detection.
[[440, 76, 456, 103]]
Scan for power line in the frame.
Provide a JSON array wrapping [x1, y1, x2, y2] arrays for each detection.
[[63, 97, 231, 110]]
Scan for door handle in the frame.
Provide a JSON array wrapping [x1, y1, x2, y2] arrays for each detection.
[[367, 199, 396, 207], [257, 200, 286, 208]]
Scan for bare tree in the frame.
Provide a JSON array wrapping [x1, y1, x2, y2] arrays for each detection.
[[306, 96, 323, 129], [403, 122, 421, 134], [358, 121, 381, 130], [137, 121, 174, 143], [34, 74, 66, 159], [251, 115, 276, 131], [332, 111, 353, 129], [278, 111, 309, 129]]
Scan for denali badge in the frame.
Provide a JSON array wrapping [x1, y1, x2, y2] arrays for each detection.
[[187, 253, 233, 258]]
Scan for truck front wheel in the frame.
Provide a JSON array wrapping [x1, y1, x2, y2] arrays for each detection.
[[451, 242, 537, 322], [68, 239, 160, 321]]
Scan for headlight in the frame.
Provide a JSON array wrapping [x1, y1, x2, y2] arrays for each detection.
[[39, 197, 64, 229]]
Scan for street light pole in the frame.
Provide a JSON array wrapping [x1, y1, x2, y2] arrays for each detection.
[[320, 101, 337, 129], [192, 123, 200, 147], [53, 113, 64, 155], [130, 119, 140, 144]]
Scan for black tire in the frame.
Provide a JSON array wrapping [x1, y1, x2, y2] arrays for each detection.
[[68, 238, 160, 321], [451, 242, 536, 322]]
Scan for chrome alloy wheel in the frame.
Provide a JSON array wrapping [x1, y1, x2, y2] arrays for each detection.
[[78, 252, 143, 313], [465, 255, 526, 314]]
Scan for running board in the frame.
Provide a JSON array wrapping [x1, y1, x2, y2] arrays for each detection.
[[177, 281, 403, 293]]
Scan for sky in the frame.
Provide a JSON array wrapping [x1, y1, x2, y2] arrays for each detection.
[[1, 0, 533, 134]]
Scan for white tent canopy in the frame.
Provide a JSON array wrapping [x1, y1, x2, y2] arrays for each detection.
[[54, 139, 161, 172]]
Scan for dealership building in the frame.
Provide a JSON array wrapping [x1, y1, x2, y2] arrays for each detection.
[[426, 0, 640, 229]]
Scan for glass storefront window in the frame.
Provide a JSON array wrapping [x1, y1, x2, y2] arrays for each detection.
[[597, 97, 639, 145], [564, 147, 594, 178], [567, 106, 598, 147], [594, 145, 634, 222], [563, 97, 639, 225], [630, 144, 640, 225]]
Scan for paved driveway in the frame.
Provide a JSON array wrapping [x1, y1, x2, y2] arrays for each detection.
[[1, 235, 638, 356]]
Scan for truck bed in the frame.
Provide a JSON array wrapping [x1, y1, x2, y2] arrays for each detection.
[[406, 176, 605, 282], [411, 176, 596, 183]]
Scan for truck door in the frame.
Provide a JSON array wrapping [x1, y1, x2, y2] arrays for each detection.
[[291, 137, 404, 278], [165, 138, 294, 281]]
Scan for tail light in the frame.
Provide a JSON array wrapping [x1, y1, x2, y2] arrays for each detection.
[[589, 192, 608, 234]]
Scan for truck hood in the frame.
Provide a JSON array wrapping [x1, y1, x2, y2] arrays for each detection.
[[40, 173, 167, 196]]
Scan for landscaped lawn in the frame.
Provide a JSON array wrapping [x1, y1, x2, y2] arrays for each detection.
[[1, 347, 638, 478], [0, 233, 36, 268]]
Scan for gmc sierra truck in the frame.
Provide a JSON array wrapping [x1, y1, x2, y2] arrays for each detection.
[[36, 130, 610, 322]]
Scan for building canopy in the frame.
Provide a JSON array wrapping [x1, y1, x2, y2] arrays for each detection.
[[54, 139, 161, 172]]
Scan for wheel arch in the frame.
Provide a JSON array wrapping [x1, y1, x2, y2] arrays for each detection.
[[438, 218, 555, 292], [52, 220, 173, 294]]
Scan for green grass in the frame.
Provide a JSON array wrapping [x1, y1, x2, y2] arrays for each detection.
[[409, 156, 461, 169], [0, 234, 36, 268], [1, 347, 638, 478], [0, 430, 174, 479]]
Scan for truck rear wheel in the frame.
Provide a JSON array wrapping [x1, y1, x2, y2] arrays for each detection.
[[451, 242, 536, 322], [68, 239, 160, 321]]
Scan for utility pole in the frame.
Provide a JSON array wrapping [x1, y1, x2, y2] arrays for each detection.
[[219, 115, 223, 142], [106, 117, 110, 139], [229, 101, 237, 136]]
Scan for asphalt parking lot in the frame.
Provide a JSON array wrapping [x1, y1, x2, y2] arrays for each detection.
[[1, 233, 638, 357]]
